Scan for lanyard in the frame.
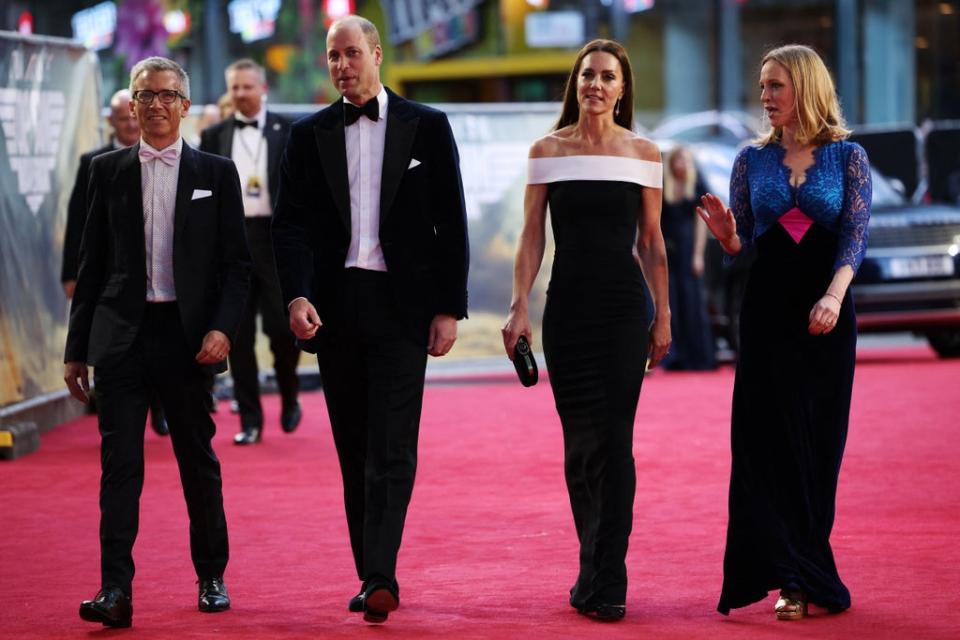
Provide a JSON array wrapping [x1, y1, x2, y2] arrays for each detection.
[[236, 126, 265, 168]]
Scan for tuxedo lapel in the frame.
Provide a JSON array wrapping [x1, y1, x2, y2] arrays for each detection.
[[314, 101, 351, 231], [380, 92, 419, 225], [174, 143, 197, 240], [265, 112, 284, 175], [118, 145, 146, 268], [219, 120, 234, 158]]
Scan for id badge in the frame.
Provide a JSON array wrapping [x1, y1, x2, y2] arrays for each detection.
[[246, 175, 262, 198]]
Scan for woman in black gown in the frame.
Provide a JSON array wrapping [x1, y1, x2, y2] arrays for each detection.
[[661, 146, 716, 370], [698, 44, 871, 621], [502, 39, 670, 621]]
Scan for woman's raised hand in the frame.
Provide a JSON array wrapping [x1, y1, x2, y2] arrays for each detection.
[[696, 193, 738, 251]]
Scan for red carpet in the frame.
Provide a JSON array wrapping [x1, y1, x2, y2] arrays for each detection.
[[2, 347, 959, 639]]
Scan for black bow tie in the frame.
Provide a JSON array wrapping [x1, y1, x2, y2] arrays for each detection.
[[344, 98, 379, 125], [235, 118, 258, 129]]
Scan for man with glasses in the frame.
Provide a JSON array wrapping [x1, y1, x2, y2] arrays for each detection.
[[64, 57, 251, 628], [61, 89, 173, 437], [201, 59, 300, 445]]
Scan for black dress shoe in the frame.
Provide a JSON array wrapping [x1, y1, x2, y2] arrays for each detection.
[[150, 410, 169, 436], [198, 578, 230, 612], [577, 602, 626, 621], [348, 590, 365, 613], [79, 587, 132, 628], [280, 402, 302, 433], [362, 581, 399, 624], [233, 427, 262, 445]]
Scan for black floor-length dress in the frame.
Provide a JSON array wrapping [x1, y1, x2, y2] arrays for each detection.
[[530, 153, 662, 608]]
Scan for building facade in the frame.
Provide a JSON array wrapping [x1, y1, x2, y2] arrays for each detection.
[[1, 0, 956, 126]]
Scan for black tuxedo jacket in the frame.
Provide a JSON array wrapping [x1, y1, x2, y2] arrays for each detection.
[[62, 142, 114, 283], [64, 143, 252, 373], [199, 111, 290, 208], [272, 89, 469, 350]]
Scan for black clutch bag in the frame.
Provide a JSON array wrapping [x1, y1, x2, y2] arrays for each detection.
[[513, 335, 538, 387]]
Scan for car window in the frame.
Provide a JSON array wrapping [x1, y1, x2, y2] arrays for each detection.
[[870, 169, 905, 208]]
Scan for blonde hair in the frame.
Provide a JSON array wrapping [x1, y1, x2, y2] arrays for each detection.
[[663, 146, 697, 205], [756, 44, 850, 147]]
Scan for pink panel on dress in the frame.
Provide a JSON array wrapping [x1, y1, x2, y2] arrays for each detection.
[[779, 207, 814, 243]]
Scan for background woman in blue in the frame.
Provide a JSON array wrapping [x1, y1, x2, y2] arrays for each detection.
[[661, 146, 716, 371], [697, 44, 871, 620]]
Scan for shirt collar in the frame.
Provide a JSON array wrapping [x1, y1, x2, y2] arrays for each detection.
[[235, 107, 266, 129], [344, 86, 388, 121], [140, 136, 183, 157]]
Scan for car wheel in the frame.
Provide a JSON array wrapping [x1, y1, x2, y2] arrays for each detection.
[[926, 329, 960, 358]]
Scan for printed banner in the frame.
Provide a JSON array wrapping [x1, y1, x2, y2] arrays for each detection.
[[0, 32, 102, 405]]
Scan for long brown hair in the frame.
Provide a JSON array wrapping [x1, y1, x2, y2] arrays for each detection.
[[756, 44, 851, 147], [553, 39, 634, 132]]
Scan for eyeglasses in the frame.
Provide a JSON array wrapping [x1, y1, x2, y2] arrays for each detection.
[[133, 89, 186, 104]]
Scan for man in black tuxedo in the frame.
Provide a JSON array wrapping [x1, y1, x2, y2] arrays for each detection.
[[200, 58, 300, 444], [64, 56, 250, 628], [61, 89, 172, 437], [272, 15, 469, 624]]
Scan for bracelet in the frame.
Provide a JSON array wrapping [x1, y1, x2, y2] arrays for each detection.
[[824, 292, 842, 304]]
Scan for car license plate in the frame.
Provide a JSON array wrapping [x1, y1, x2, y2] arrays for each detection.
[[888, 255, 955, 279]]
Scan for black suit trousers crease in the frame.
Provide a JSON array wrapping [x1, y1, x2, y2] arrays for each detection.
[[228, 218, 300, 426], [95, 303, 228, 595], [316, 269, 427, 585]]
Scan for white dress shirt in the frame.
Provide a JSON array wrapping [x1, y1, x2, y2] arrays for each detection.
[[140, 137, 182, 301], [232, 109, 272, 217], [344, 86, 388, 272]]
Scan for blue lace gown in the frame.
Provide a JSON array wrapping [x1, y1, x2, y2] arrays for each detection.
[[716, 141, 871, 614]]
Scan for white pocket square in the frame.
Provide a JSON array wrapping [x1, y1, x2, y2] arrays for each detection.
[[191, 189, 212, 200], [407, 158, 421, 170]]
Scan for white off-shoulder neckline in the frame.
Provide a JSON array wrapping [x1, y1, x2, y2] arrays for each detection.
[[527, 155, 663, 188]]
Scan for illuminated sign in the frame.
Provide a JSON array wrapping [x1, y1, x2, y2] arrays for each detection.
[[324, 0, 355, 21], [228, 0, 281, 43], [71, 1, 116, 51], [17, 11, 33, 35], [380, 0, 483, 59], [600, 0, 655, 11], [381, 0, 482, 43], [164, 9, 191, 38], [525, 11, 584, 48]]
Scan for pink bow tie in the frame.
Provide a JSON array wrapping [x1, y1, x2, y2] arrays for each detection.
[[138, 146, 179, 167]]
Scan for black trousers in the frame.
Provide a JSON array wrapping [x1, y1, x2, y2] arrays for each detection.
[[229, 217, 300, 428], [315, 269, 427, 585], [93, 303, 228, 595]]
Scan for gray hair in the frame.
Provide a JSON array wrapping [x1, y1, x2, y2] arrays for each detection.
[[329, 15, 381, 50], [129, 56, 191, 100], [109, 89, 132, 108], [225, 58, 266, 85]]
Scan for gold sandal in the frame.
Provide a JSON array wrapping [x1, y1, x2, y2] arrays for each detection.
[[775, 591, 807, 621]]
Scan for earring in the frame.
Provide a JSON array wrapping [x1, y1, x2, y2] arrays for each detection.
[[615, 97, 621, 117]]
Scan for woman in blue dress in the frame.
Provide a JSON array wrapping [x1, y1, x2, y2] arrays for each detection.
[[698, 44, 871, 620], [502, 40, 670, 621]]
